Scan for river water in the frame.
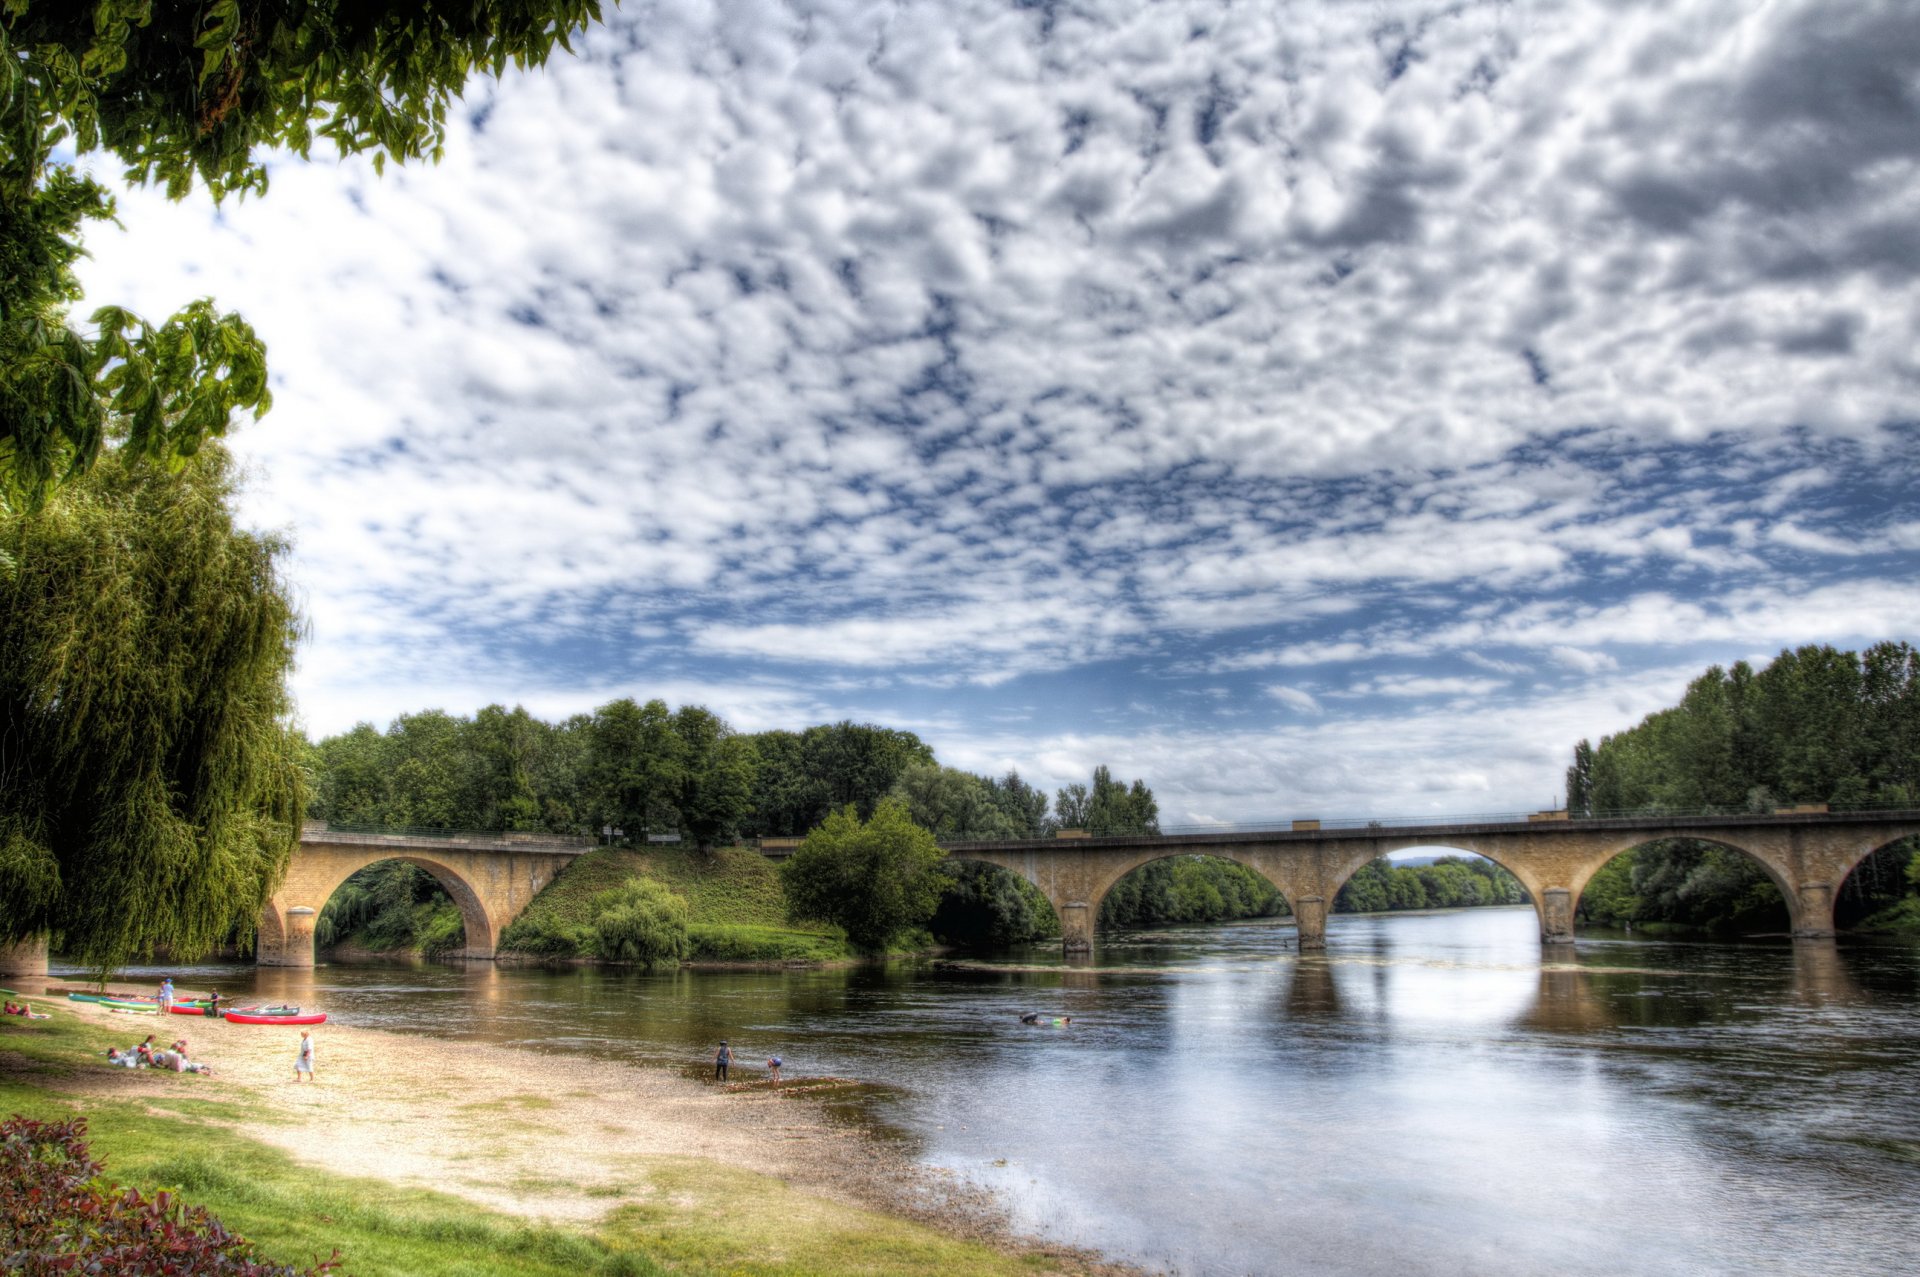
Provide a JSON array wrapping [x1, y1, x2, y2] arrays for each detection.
[[63, 907, 1920, 1276]]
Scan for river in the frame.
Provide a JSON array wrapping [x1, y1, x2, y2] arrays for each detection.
[[60, 906, 1920, 1276]]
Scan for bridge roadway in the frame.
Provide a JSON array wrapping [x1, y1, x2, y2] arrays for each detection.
[[7, 809, 1907, 974]]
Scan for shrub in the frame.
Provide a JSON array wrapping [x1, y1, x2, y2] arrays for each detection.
[[0, 1114, 335, 1274], [499, 910, 594, 957], [588, 878, 691, 967], [781, 800, 951, 951]]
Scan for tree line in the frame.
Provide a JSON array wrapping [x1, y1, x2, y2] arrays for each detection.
[[1567, 643, 1920, 933]]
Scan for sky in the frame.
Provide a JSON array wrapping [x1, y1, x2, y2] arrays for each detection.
[[73, 0, 1920, 828]]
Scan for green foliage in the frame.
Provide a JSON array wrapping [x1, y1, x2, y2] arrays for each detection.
[[5, 2, 607, 201], [0, 448, 304, 971], [582, 699, 757, 848], [781, 800, 952, 951], [313, 861, 461, 954], [586, 877, 690, 968], [1334, 856, 1528, 915], [1055, 765, 1158, 835], [0, 1114, 334, 1275], [1, 3, 605, 510], [744, 721, 936, 836], [890, 764, 1018, 839], [932, 862, 1062, 946], [1569, 642, 1920, 930], [308, 704, 588, 836], [499, 847, 834, 960], [685, 923, 848, 963], [1100, 857, 1290, 929]]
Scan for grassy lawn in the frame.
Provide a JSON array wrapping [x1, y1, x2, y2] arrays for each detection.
[[501, 847, 850, 962], [1, 1009, 1084, 1276]]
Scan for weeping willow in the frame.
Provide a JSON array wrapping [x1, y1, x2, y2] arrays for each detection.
[[0, 446, 306, 971]]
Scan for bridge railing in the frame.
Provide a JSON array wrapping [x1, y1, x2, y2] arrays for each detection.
[[302, 820, 593, 848], [1152, 799, 1917, 835]]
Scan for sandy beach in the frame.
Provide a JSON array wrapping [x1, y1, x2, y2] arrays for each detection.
[[31, 982, 1133, 1274]]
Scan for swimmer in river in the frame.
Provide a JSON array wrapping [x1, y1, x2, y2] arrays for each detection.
[[1019, 1012, 1040, 1025]]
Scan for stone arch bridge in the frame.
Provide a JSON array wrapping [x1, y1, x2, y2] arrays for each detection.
[[945, 808, 1920, 953], [255, 825, 592, 966], [6, 809, 1909, 976]]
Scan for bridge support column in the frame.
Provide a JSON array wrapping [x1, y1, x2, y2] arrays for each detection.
[[1293, 896, 1327, 951], [1058, 902, 1094, 954], [1541, 888, 1575, 944], [0, 935, 49, 977], [1791, 882, 1836, 940], [258, 906, 318, 967]]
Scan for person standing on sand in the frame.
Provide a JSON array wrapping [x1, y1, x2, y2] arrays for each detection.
[[714, 1039, 731, 1082], [766, 1055, 782, 1085], [294, 1029, 314, 1082], [158, 976, 174, 1013]]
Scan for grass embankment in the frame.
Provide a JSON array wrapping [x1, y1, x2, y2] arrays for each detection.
[[0, 1002, 1104, 1276], [502, 846, 850, 963]]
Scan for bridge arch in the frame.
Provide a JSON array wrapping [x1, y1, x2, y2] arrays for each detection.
[[933, 856, 1064, 947], [1571, 835, 1795, 935], [1322, 843, 1536, 929], [262, 831, 579, 966]]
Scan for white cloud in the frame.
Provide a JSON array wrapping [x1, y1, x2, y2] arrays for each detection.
[[1265, 686, 1323, 713], [65, 0, 1920, 812]]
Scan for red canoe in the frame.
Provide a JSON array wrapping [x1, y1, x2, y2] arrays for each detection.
[[224, 1011, 327, 1025], [167, 1005, 206, 1016]]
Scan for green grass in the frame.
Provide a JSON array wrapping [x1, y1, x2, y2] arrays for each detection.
[[685, 923, 848, 963], [501, 847, 849, 961], [2, 1010, 1095, 1276]]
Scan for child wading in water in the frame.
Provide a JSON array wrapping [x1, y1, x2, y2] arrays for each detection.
[[293, 1029, 314, 1082]]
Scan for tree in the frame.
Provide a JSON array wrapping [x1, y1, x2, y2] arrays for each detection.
[[587, 877, 690, 968], [1057, 765, 1159, 835], [891, 764, 1018, 840], [985, 770, 1052, 838], [668, 704, 757, 849], [1, 2, 606, 510], [0, 446, 304, 970], [780, 799, 952, 951]]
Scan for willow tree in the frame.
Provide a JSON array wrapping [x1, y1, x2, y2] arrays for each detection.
[[0, 446, 305, 970]]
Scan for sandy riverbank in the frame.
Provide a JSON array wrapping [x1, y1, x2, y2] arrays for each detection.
[[29, 980, 1136, 1274]]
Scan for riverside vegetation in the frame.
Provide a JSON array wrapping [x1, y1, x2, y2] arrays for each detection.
[[1567, 642, 1920, 935]]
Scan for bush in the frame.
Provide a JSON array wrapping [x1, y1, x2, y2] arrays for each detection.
[[0, 1114, 335, 1275], [498, 910, 594, 957], [781, 800, 951, 951], [588, 878, 691, 967]]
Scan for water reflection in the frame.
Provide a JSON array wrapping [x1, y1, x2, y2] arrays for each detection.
[[47, 909, 1920, 1277]]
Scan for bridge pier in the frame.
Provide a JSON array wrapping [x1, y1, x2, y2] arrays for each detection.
[[0, 935, 49, 978], [1058, 902, 1094, 954], [1292, 896, 1328, 951], [1540, 888, 1575, 944], [1791, 882, 1837, 939], [257, 905, 318, 967]]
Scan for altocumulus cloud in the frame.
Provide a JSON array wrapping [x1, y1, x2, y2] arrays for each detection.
[[75, 0, 1920, 822]]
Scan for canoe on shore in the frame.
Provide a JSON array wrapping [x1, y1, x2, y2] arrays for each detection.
[[225, 1010, 326, 1025]]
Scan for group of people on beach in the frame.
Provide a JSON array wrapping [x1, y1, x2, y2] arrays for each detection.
[[107, 1034, 214, 1074], [3, 999, 48, 1019], [712, 1040, 781, 1085]]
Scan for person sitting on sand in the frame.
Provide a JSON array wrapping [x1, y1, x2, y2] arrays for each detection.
[[135, 1034, 156, 1065]]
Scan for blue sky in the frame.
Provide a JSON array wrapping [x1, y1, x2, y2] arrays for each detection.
[[76, 0, 1920, 825]]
